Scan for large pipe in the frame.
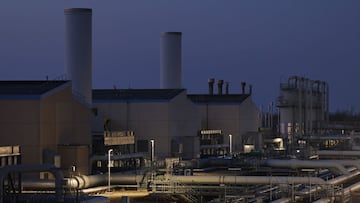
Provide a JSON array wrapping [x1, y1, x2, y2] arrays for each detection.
[[295, 169, 360, 198], [65, 172, 327, 189], [271, 168, 360, 203], [313, 173, 360, 203], [168, 175, 327, 185], [160, 32, 182, 89], [64, 8, 92, 105], [262, 159, 351, 175], [22, 173, 143, 191], [19, 162, 360, 199], [0, 164, 64, 203], [67, 173, 144, 189], [317, 150, 360, 157], [327, 168, 360, 185], [337, 160, 360, 170]]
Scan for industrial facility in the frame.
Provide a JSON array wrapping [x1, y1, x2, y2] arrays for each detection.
[[1, 7, 360, 203], [278, 76, 330, 153]]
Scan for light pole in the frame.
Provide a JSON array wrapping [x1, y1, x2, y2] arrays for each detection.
[[150, 139, 155, 165], [229, 134, 232, 155], [108, 149, 113, 192]]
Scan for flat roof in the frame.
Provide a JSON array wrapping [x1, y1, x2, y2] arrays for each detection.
[[0, 81, 69, 95], [93, 89, 185, 102], [188, 94, 249, 104]]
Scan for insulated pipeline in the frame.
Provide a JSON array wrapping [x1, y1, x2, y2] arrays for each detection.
[[168, 175, 327, 185]]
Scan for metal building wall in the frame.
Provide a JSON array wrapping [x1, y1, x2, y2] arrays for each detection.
[[92, 91, 200, 159]]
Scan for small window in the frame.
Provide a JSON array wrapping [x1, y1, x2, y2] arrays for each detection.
[[96, 160, 102, 168]]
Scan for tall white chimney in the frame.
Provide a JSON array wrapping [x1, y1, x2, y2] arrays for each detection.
[[64, 8, 92, 105], [160, 32, 182, 89]]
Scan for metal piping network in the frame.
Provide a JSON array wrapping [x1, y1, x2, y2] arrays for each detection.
[[23, 172, 328, 198], [317, 150, 360, 157], [313, 180, 360, 203], [19, 160, 360, 201], [21, 173, 144, 192], [71, 175, 325, 190], [0, 164, 64, 203], [21, 168, 359, 203], [22, 171, 327, 191], [270, 168, 360, 203], [26, 160, 359, 190], [65, 173, 327, 190], [262, 159, 360, 175], [166, 175, 327, 186], [67, 173, 144, 189]]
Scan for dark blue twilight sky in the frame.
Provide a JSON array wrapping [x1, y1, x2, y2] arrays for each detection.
[[0, 1, 360, 112]]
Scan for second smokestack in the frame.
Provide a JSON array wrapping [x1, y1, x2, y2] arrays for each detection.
[[160, 32, 182, 89], [64, 8, 92, 105]]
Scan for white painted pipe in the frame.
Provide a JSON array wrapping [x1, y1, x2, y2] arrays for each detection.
[[66, 173, 327, 190], [168, 175, 327, 185], [263, 159, 352, 175], [317, 150, 360, 157]]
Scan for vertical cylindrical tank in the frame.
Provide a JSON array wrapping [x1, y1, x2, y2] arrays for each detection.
[[160, 32, 182, 89], [64, 8, 92, 105]]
